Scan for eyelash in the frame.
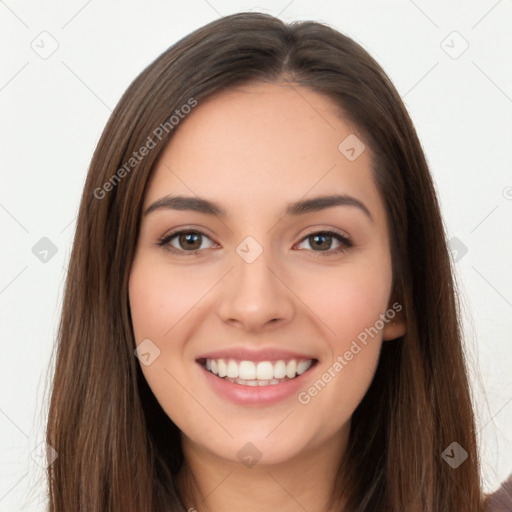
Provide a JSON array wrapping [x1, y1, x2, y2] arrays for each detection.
[[156, 229, 353, 257]]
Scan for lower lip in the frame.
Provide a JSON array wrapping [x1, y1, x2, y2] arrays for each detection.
[[199, 363, 317, 406]]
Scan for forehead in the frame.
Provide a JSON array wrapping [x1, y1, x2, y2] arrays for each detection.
[[144, 82, 386, 226]]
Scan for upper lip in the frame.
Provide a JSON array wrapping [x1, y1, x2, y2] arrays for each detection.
[[196, 347, 318, 363]]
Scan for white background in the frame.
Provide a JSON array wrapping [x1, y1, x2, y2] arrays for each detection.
[[1, 1, 511, 510]]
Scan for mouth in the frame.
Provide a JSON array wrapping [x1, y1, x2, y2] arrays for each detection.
[[197, 357, 319, 387]]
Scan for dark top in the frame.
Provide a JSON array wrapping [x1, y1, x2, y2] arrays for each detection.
[[485, 474, 512, 511]]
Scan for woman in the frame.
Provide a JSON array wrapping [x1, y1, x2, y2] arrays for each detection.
[[45, 11, 500, 511]]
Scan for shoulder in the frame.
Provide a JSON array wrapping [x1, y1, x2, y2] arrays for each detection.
[[484, 473, 512, 511]]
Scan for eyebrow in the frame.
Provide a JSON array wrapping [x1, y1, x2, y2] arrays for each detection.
[[144, 194, 374, 222]]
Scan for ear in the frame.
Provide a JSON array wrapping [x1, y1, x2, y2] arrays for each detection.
[[382, 300, 406, 341]]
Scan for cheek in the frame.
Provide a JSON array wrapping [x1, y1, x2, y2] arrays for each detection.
[[129, 259, 202, 342], [297, 260, 392, 344], [129, 258, 203, 428], [293, 261, 391, 413]]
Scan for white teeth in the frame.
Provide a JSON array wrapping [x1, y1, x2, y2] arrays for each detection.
[[225, 377, 282, 386], [274, 360, 286, 379], [256, 361, 274, 380], [297, 360, 313, 375], [217, 359, 227, 377], [226, 360, 238, 378], [239, 360, 256, 380], [286, 360, 297, 378], [204, 357, 314, 383]]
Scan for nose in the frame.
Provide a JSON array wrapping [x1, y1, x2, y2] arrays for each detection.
[[217, 243, 295, 332]]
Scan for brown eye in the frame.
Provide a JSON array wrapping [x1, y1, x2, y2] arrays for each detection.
[[158, 230, 215, 255], [177, 232, 202, 250], [309, 233, 333, 251], [296, 230, 353, 255]]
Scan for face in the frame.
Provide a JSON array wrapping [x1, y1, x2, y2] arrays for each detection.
[[129, 82, 406, 467]]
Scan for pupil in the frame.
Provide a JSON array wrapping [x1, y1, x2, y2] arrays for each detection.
[[181, 233, 200, 249], [312, 234, 330, 250]]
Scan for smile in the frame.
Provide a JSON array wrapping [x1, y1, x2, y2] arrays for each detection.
[[202, 358, 316, 387]]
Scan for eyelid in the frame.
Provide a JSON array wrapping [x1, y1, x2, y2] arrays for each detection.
[[299, 227, 352, 243]]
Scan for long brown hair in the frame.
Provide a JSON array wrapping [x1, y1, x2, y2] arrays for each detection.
[[45, 12, 485, 511]]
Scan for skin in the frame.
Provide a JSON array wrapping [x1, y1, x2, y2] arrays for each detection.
[[129, 81, 406, 512]]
